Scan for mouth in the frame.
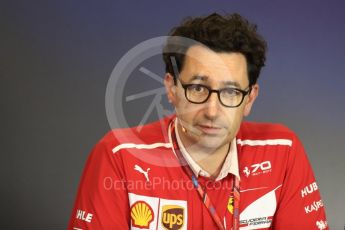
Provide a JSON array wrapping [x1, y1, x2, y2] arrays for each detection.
[[197, 124, 223, 135]]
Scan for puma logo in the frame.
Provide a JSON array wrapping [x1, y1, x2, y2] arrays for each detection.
[[134, 164, 150, 182]]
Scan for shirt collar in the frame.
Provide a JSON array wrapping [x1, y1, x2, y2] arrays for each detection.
[[174, 118, 240, 181]]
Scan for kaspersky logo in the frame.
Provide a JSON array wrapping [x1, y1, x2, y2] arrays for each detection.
[[161, 205, 184, 230], [130, 201, 154, 228]]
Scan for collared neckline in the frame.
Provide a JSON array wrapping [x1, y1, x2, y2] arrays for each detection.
[[174, 118, 240, 181]]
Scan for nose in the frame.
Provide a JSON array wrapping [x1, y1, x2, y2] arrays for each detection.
[[204, 92, 221, 119]]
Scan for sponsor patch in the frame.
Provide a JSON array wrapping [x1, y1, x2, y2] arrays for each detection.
[[159, 198, 187, 230], [301, 182, 318, 198], [242, 161, 272, 177], [239, 186, 280, 229], [129, 193, 160, 230], [75, 209, 93, 223], [128, 193, 187, 230], [130, 201, 154, 229], [305, 199, 324, 214], [161, 205, 184, 230], [227, 197, 234, 214], [134, 164, 151, 182], [240, 216, 273, 229], [316, 220, 328, 230]]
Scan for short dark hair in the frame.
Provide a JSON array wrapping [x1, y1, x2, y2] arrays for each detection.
[[163, 13, 267, 86]]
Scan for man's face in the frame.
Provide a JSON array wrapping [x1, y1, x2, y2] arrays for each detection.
[[165, 45, 258, 150]]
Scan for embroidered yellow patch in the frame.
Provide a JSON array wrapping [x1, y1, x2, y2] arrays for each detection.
[[227, 197, 234, 214]]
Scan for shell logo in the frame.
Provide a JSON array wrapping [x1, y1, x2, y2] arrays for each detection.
[[130, 201, 154, 228]]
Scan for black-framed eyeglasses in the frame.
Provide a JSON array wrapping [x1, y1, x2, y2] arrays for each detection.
[[177, 78, 251, 108]]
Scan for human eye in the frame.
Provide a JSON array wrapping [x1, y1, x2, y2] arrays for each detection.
[[188, 84, 207, 93], [221, 88, 241, 97]]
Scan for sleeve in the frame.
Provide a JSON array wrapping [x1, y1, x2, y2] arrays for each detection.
[[68, 140, 130, 230], [271, 135, 328, 230]]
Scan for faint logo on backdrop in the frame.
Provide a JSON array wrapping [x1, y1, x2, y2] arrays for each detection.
[[125, 66, 172, 131], [105, 36, 232, 167]]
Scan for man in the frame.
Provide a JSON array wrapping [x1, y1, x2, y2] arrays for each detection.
[[69, 13, 328, 229]]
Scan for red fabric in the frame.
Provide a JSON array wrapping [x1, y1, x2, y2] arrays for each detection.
[[68, 116, 328, 230]]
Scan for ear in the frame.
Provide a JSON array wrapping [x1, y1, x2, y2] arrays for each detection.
[[164, 73, 177, 105], [243, 84, 259, 117]]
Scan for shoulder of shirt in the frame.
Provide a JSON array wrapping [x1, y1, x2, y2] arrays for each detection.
[[95, 115, 175, 152], [238, 121, 297, 141]]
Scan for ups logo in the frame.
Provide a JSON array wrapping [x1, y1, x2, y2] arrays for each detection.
[[161, 205, 184, 230]]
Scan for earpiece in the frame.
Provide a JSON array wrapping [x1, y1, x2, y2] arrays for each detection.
[[177, 118, 202, 136]]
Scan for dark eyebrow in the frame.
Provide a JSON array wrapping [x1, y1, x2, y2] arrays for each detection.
[[189, 75, 208, 82], [222, 81, 241, 88], [189, 75, 242, 88]]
